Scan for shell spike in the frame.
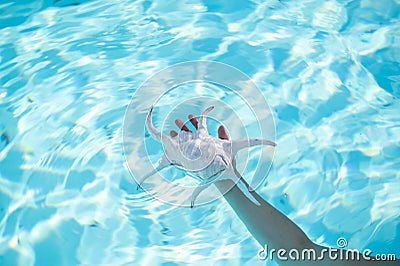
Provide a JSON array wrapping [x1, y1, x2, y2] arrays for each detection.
[[231, 138, 276, 155], [137, 156, 170, 189], [236, 179, 261, 206], [190, 182, 212, 208], [198, 106, 214, 132], [146, 106, 161, 141]]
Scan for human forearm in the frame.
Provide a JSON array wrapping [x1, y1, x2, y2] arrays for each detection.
[[214, 179, 399, 265], [214, 179, 314, 265]]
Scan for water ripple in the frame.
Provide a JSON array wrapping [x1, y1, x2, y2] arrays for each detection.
[[0, 0, 399, 264]]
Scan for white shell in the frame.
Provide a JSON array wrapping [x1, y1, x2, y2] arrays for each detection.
[[139, 106, 276, 207]]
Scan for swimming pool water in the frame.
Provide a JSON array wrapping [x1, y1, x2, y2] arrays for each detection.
[[0, 0, 399, 265]]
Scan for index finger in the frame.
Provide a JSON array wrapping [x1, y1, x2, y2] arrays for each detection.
[[188, 114, 198, 129], [175, 119, 191, 132]]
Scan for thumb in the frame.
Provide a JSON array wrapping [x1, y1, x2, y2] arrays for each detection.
[[218, 126, 229, 140]]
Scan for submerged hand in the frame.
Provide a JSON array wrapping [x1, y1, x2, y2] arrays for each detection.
[[170, 114, 229, 140]]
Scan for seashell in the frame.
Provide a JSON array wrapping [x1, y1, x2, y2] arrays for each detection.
[[138, 106, 276, 207]]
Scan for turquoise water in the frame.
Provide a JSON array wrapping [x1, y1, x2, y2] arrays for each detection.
[[1, 0, 400, 265]]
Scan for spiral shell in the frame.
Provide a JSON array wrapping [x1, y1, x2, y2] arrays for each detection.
[[176, 134, 229, 181]]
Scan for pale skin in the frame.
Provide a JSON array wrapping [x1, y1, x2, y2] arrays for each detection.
[[170, 114, 399, 265]]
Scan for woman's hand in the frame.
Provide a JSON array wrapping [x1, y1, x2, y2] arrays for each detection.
[[170, 114, 229, 140]]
